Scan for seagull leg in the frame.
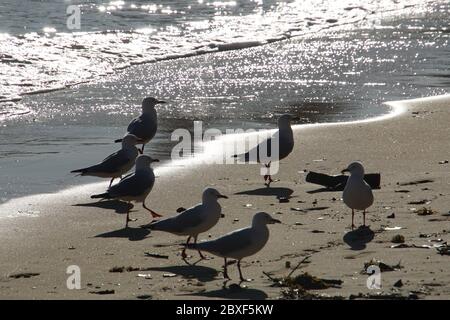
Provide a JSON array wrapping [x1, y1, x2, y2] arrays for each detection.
[[109, 177, 115, 188], [264, 161, 274, 186], [351, 209, 355, 230], [363, 210, 366, 226], [194, 235, 206, 260], [223, 258, 230, 280], [237, 260, 248, 282], [143, 202, 162, 219], [139, 144, 145, 154], [125, 202, 132, 228], [181, 236, 192, 261]]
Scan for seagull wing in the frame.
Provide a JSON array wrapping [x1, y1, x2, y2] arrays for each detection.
[[108, 171, 153, 198], [195, 227, 253, 257], [127, 114, 157, 141], [96, 149, 133, 173], [151, 204, 204, 234]]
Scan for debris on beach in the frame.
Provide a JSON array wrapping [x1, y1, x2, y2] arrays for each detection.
[[278, 197, 290, 203], [383, 226, 403, 231], [436, 245, 450, 256], [391, 234, 405, 244], [144, 252, 169, 259], [415, 207, 437, 216], [408, 200, 431, 205], [137, 274, 152, 279], [391, 242, 446, 250], [395, 189, 410, 193], [387, 213, 395, 219], [393, 280, 404, 288], [89, 289, 115, 295], [362, 259, 402, 273], [438, 160, 448, 164], [136, 294, 152, 300], [109, 266, 152, 273], [264, 256, 343, 299], [9, 272, 40, 279], [399, 179, 433, 186], [349, 292, 418, 300], [163, 273, 177, 278], [283, 273, 342, 290]]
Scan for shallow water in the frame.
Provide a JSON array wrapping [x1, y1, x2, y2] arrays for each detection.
[[0, 1, 449, 203], [0, 0, 439, 108]]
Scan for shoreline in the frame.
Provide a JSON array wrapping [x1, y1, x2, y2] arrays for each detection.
[[0, 98, 406, 213], [1, 94, 449, 299]]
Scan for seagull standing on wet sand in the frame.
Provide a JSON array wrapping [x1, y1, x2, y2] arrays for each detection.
[[342, 161, 374, 230], [115, 97, 166, 154], [141, 188, 228, 262], [233, 114, 294, 186], [185, 212, 281, 282], [71, 134, 143, 188], [91, 155, 162, 227]]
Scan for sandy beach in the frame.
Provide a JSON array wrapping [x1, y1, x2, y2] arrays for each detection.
[[0, 94, 449, 300]]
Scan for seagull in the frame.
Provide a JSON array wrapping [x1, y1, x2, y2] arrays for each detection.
[[91, 155, 162, 227], [71, 134, 143, 187], [341, 161, 374, 230], [233, 114, 294, 186], [115, 97, 166, 154], [142, 188, 228, 261], [185, 212, 281, 281]]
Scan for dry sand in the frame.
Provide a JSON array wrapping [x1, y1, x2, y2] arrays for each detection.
[[0, 95, 449, 300]]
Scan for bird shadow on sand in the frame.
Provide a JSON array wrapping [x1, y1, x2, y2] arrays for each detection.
[[343, 226, 375, 250], [147, 265, 218, 282], [235, 187, 293, 200], [94, 227, 150, 241], [73, 200, 133, 214], [183, 282, 268, 299]]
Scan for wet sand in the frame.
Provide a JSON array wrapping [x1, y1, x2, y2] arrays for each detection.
[[0, 94, 449, 299]]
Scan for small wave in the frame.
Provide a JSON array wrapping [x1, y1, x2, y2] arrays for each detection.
[[0, 0, 437, 122]]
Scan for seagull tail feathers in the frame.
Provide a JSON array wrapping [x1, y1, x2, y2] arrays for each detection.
[[140, 221, 158, 230], [70, 168, 88, 175], [90, 192, 110, 199]]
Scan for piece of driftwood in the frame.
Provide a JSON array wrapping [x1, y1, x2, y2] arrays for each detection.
[[306, 171, 381, 190]]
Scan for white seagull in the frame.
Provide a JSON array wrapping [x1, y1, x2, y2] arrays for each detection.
[[142, 188, 228, 261], [91, 154, 162, 227], [233, 114, 294, 185], [342, 161, 374, 230], [71, 134, 143, 187], [185, 212, 281, 281], [115, 97, 166, 153]]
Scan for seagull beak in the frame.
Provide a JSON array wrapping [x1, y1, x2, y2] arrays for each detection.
[[156, 100, 166, 104], [114, 139, 123, 143], [152, 159, 160, 163], [270, 218, 282, 224], [218, 194, 228, 199], [341, 168, 349, 174]]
